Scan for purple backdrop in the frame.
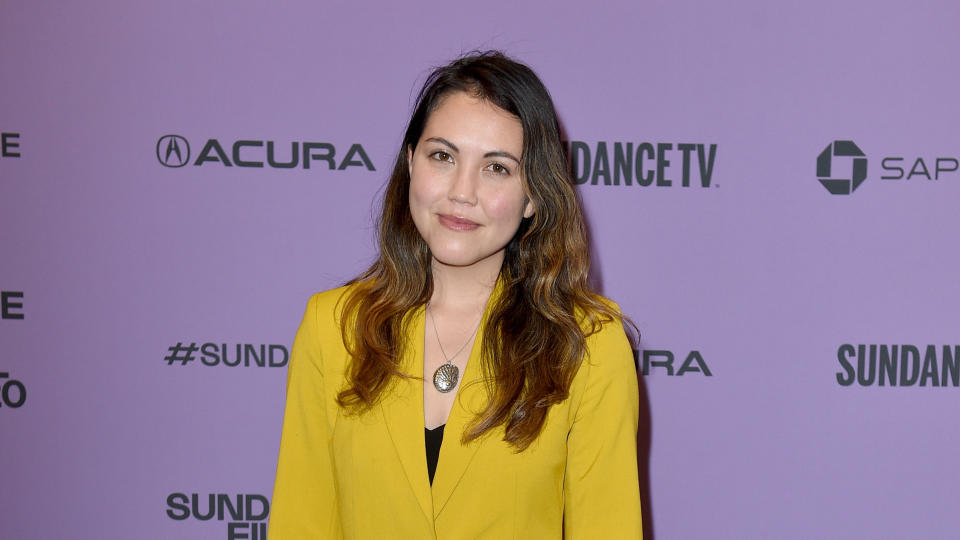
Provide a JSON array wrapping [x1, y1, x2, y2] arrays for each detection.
[[2, 1, 958, 538]]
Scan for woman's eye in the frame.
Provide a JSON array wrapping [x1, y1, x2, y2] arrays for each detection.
[[489, 163, 509, 175], [432, 151, 452, 162]]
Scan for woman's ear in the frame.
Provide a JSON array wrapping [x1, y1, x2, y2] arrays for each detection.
[[406, 145, 413, 176], [523, 198, 535, 218]]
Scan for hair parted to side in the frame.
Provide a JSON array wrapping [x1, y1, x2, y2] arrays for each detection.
[[337, 50, 625, 451]]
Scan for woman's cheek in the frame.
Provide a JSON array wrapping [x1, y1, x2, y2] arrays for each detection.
[[410, 174, 443, 211], [485, 190, 527, 220]]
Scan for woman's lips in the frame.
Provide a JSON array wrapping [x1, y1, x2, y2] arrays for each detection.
[[437, 214, 479, 231]]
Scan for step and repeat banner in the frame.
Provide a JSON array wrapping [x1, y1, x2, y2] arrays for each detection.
[[2, 1, 957, 539]]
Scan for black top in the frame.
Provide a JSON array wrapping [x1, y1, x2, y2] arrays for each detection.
[[425, 424, 445, 485]]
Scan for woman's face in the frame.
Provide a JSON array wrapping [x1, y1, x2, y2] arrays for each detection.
[[408, 91, 534, 272]]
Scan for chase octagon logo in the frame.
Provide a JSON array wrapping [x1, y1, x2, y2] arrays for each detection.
[[817, 140, 867, 195]]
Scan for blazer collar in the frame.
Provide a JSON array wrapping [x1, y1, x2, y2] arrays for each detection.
[[380, 279, 503, 523]]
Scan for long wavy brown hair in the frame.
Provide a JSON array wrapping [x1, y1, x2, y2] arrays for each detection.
[[337, 51, 624, 451]]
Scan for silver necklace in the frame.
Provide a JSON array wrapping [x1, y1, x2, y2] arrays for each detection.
[[427, 305, 481, 393]]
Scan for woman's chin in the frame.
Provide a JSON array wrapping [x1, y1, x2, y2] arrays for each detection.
[[430, 249, 505, 271]]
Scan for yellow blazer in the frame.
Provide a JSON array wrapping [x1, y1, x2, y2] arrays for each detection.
[[269, 284, 642, 539]]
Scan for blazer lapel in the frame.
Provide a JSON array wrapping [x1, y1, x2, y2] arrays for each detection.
[[380, 305, 434, 525], [431, 337, 487, 517], [431, 279, 503, 517]]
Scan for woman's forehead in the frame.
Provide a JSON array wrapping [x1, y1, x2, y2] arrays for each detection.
[[420, 92, 523, 154]]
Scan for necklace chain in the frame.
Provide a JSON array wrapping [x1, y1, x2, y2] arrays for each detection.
[[427, 304, 482, 365]]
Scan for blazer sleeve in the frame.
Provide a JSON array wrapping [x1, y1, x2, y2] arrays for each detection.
[[268, 294, 343, 539], [563, 317, 643, 539]]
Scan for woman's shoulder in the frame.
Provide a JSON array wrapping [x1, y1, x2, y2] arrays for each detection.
[[299, 282, 364, 338], [575, 293, 627, 334], [594, 293, 624, 313], [307, 282, 355, 311], [577, 294, 637, 376]]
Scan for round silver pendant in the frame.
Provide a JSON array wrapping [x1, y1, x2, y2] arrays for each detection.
[[432, 363, 460, 393]]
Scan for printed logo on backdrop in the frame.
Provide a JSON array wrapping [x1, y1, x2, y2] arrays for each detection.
[[1, 132, 20, 158], [0, 372, 27, 408], [2, 290, 28, 408], [835, 344, 959, 387], [1, 291, 24, 320], [817, 139, 960, 195], [157, 135, 190, 168], [156, 134, 375, 171], [566, 141, 719, 188], [167, 492, 269, 539], [817, 140, 867, 194], [633, 349, 712, 377], [163, 342, 289, 368]]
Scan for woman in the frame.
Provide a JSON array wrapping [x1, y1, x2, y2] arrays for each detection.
[[269, 51, 642, 539]]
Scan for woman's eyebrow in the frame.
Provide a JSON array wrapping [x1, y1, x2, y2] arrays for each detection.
[[483, 150, 520, 164], [425, 137, 459, 151], [425, 137, 520, 164]]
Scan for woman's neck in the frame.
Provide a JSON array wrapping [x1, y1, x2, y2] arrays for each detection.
[[429, 256, 501, 311]]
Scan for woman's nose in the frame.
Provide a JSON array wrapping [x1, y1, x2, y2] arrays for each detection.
[[447, 166, 478, 205]]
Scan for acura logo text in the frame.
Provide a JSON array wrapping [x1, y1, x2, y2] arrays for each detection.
[[155, 135, 375, 171]]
